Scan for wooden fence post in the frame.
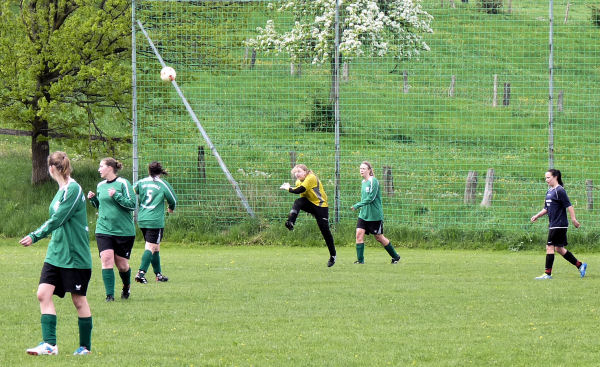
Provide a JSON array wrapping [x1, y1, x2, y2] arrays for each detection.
[[586, 179, 594, 210], [557, 90, 564, 112], [403, 71, 409, 93], [250, 49, 256, 69], [290, 63, 302, 77], [197, 145, 206, 180], [342, 62, 349, 82], [464, 171, 478, 204], [290, 151, 297, 180], [564, 2, 571, 24], [503, 82, 511, 106], [382, 166, 395, 196], [480, 168, 495, 207], [492, 74, 498, 107], [448, 75, 455, 97]]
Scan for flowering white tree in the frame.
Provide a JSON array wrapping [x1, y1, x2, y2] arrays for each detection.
[[246, 0, 433, 67]]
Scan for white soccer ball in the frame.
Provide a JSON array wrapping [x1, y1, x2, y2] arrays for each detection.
[[160, 66, 176, 82]]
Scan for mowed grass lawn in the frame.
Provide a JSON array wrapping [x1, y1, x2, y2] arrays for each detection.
[[1, 240, 599, 366]]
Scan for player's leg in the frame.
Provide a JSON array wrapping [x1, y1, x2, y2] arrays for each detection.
[[355, 225, 366, 264], [375, 229, 400, 263], [148, 229, 168, 281], [312, 206, 336, 266], [536, 244, 555, 279], [114, 236, 135, 300], [70, 268, 92, 355], [96, 235, 116, 301], [27, 283, 59, 355], [556, 245, 587, 277], [285, 197, 311, 230]]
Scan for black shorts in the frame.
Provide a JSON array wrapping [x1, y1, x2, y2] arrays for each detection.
[[547, 228, 568, 247], [39, 262, 91, 298], [357, 218, 384, 235], [96, 234, 135, 259], [141, 228, 164, 244]]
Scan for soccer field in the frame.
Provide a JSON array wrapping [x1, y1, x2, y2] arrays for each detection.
[[1, 240, 598, 366]]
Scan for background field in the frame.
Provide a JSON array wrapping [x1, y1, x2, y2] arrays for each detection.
[[1, 240, 599, 366], [134, 0, 600, 239]]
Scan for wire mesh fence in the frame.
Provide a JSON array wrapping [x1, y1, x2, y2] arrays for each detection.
[[134, 0, 600, 236]]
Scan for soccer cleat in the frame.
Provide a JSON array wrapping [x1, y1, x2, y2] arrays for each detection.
[[135, 271, 148, 284], [73, 346, 90, 355], [26, 342, 58, 355], [327, 256, 336, 267], [156, 273, 169, 282], [391, 256, 401, 264], [121, 285, 130, 299], [535, 273, 552, 280], [579, 263, 587, 278], [353, 260, 364, 264], [284, 220, 294, 231], [105, 294, 115, 302]]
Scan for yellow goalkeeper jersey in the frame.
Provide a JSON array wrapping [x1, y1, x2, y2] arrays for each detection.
[[295, 173, 328, 207]]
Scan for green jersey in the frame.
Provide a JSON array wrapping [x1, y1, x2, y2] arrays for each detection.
[[352, 176, 384, 222], [89, 177, 136, 236], [133, 176, 177, 228], [29, 179, 92, 269]]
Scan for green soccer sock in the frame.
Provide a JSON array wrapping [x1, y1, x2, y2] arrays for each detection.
[[119, 268, 131, 286], [41, 314, 57, 346], [139, 250, 152, 273], [151, 251, 162, 274], [384, 242, 399, 259], [356, 243, 365, 263], [78, 316, 93, 351], [101, 268, 115, 297]]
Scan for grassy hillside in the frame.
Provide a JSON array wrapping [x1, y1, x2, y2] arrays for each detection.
[[134, 1, 600, 236], [3, 1, 599, 248]]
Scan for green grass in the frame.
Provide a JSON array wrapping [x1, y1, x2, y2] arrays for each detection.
[[1, 239, 598, 366]]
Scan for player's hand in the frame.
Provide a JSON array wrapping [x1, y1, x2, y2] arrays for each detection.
[[108, 188, 116, 197], [530, 215, 537, 222], [167, 208, 174, 214], [280, 182, 290, 190], [19, 236, 33, 247], [572, 219, 580, 228], [87, 191, 95, 199], [350, 206, 355, 211]]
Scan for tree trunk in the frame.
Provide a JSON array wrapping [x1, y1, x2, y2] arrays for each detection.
[[31, 117, 50, 184]]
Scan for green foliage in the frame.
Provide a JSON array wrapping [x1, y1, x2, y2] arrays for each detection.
[[136, 1, 257, 72], [590, 4, 600, 27], [2, 241, 600, 366], [479, 0, 503, 14], [300, 97, 335, 132], [0, 0, 132, 182]]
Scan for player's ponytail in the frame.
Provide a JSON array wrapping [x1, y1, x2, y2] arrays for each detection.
[[149, 161, 168, 178], [47, 151, 72, 179], [361, 161, 374, 176], [547, 168, 564, 187], [102, 157, 123, 173]]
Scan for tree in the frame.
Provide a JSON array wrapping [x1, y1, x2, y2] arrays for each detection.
[[0, 0, 131, 184], [245, 0, 433, 72]]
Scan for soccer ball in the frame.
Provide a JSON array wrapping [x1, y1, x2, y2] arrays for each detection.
[[160, 66, 176, 82]]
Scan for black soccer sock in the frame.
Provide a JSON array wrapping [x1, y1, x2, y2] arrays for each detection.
[[545, 254, 555, 275], [562, 250, 579, 267]]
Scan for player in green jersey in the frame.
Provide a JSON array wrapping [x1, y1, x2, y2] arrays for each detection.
[[133, 161, 177, 283], [280, 164, 337, 267], [19, 152, 93, 356], [351, 161, 400, 264], [87, 158, 136, 302]]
